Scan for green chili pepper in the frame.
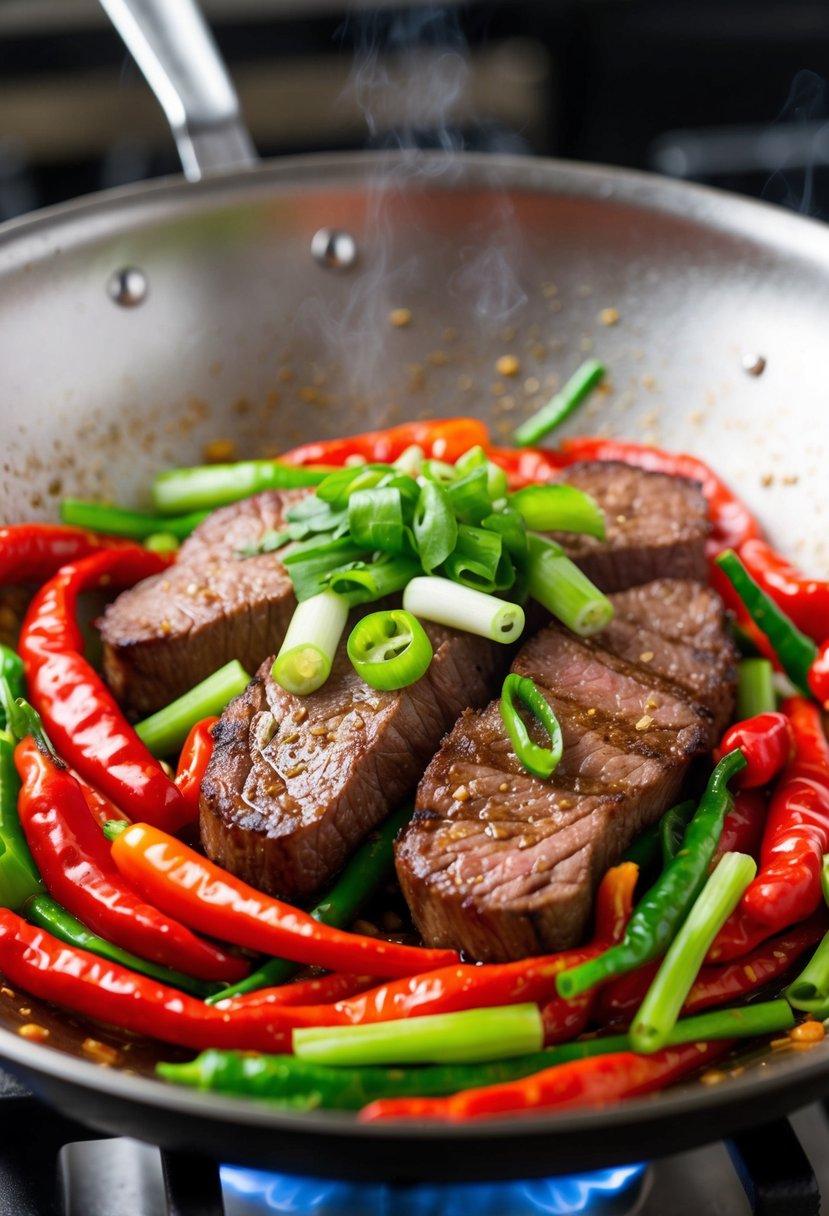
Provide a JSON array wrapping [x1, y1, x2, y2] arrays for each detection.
[[716, 550, 817, 695], [500, 673, 563, 779], [0, 718, 43, 912], [0, 647, 25, 732], [557, 749, 747, 999], [158, 1000, 793, 1109], [23, 894, 221, 999], [659, 800, 697, 868], [206, 804, 412, 1004], [346, 609, 433, 691]]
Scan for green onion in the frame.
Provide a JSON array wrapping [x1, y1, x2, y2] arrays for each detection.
[[234, 529, 291, 559], [135, 660, 251, 756], [151, 461, 331, 514], [736, 658, 777, 719], [527, 534, 613, 636], [414, 481, 458, 573], [446, 467, 494, 526], [630, 852, 757, 1052], [403, 577, 525, 644], [348, 487, 412, 555], [513, 359, 606, 447], [282, 538, 365, 602], [347, 610, 433, 691], [143, 532, 180, 553], [420, 458, 457, 485], [293, 1003, 544, 1067], [509, 485, 606, 540], [207, 804, 412, 1002], [500, 674, 563, 779], [443, 525, 507, 593], [327, 555, 421, 606], [715, 550, 817, 695], [271, 591, 349, 696], [283, 495, 348, 541], [393, 445, 424, 475], [60, 499, 208, 541], [786, 929, 829, 1011]]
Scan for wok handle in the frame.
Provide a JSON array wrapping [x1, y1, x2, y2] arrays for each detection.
[[98, 0, 258, 181]]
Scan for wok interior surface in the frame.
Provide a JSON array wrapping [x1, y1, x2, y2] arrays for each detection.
[[1, 151, 829, 1177]]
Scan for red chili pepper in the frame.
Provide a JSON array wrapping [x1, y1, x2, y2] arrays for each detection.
[[559, 436, 762, 557], [174, 716, 218, 814], [710, 697, 829, 962], [14, 736, 247, 983], [486, 445, 569, 489], [0, 910, 297, 1053], [110, 821, 459, 978], [596, 912, 827, 1026], [230, 865, 638, 1043], [358, 1042, 728, 1123], [72, 770, 126, 830], [0, 523, 137, 586], [808, 640, 829, 710], [540, 862, 638, 1044], [250, 973, 380, 1007], [712, 788, 767, 866], [280, 418, 492, 468], [17, 549, 190, 833], [718, 713, 794, 789], [739, 539, 829, 645]]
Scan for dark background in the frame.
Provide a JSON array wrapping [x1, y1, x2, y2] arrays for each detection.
[[1, 0, 827, 220]]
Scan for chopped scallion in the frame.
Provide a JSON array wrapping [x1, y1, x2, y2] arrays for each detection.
[[509, 484, 605, 540], [151, 461, 331, 515], [513, 359, 605, 447], [271, 591, 349, 696], [527, 534, 613, 636], [135, 660, 252, 756], [403, 577, 525, 644]]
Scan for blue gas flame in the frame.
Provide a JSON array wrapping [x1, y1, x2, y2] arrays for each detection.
[[220, 1162, 647, 1216]]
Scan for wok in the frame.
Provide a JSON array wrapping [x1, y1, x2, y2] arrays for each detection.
[[1, 0, 829, 1184]]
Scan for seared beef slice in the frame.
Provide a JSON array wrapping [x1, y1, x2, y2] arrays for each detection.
[[100, 491, 306, 715], [396, 580, 736, 962], [554, 462, 709, 591], [200, 625, 503, 901]]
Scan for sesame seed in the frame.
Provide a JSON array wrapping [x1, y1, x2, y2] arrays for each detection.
[[599, 307, 620, 326], [635, 715, 653, 731], [498, 782, 509, 792], [389, 308, 412, 328], [82, 1038, 120, 1066], [495, 355, 520, 377], [791, 1020, 825, 1043], [18, 1023, 49, 1042], [639, 651, 654, 663], [452, 784, 470, 802]]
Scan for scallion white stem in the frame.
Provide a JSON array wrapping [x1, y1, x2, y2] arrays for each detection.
[[272, 591, 349, 696], [403, 577, 525, 644]]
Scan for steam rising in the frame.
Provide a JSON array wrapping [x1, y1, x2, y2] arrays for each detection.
[[294, 6, 528, 402], [762, 69, 829, 217]]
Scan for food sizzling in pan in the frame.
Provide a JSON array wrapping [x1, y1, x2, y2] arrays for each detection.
[[2, 409, 829, 1124]]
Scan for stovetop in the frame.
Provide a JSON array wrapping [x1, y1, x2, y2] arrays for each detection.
[[0, 1067, 823, 1216]]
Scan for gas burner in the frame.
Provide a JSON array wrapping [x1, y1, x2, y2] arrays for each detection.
[[220, 1162, 647, 1216]]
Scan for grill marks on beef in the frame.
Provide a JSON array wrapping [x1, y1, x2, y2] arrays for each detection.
[[98, 461, 708, 717], [396, 579, 736, 962], [199, 625, 504, 901], [553, 462, 709, 592], [100, 491, 306, 715]]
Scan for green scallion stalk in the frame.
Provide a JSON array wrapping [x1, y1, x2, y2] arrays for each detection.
[[509, 485, 606, 540], [392, 445, 424, 475], [513, 359, 606, 447], [786, 929, 829, 1011], [293, 1003, 544, 1067], [60, 499, 208, 541], [413, 481, 458, 573], [630, 852, 757, 1053], [143, 532, 181, 553], [271, 591, 349, 696], [327, 555, 421, 606], [443, 524, 507, 593], [715, 550, 817, 695], [403, 577, 525, 644], [736, 658, 777, 719], [152, 461, 332, 515], [500, 674, 563, 779], [527, 534, 613, 636], [135, 660, 252, 756]]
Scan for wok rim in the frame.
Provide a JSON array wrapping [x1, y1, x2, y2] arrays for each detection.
[[3, 148, 829, 1166]]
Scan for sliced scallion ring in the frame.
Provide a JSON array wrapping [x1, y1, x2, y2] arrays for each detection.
[[499, 673, 563, 779], [347, 609, 433, 691]]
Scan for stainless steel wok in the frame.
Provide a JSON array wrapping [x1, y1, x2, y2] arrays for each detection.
[[1, 0, 829, 1182]]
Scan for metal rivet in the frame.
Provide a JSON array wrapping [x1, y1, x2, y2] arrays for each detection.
[[311, 229, 358, 270], [107, 267, 148, 307], [741, 352, 766, 376]]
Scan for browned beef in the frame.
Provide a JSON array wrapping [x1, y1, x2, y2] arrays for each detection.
[[554, 462, 709, 592], [199, 625, 505, 901], [395, 579, 735, 962], [99, 491, 306, 715]]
